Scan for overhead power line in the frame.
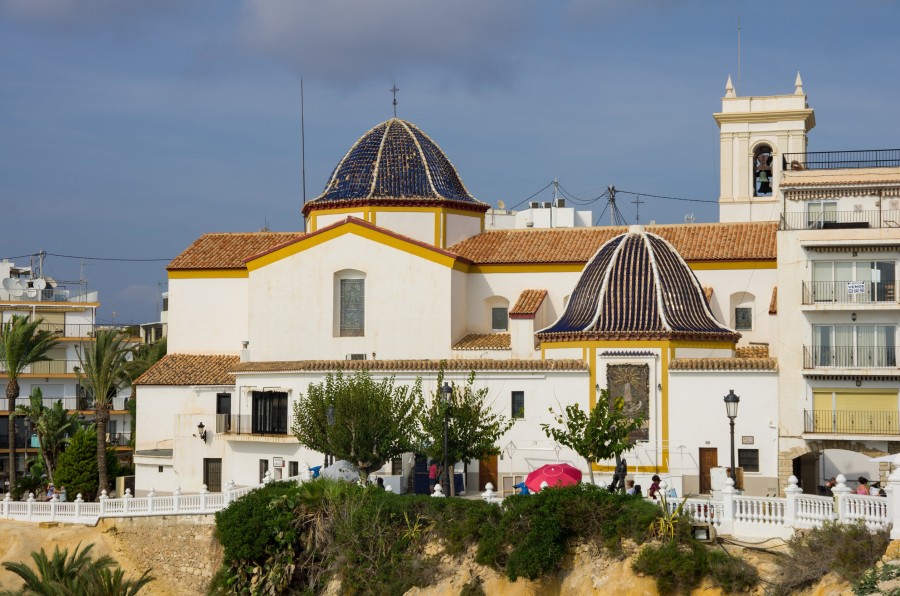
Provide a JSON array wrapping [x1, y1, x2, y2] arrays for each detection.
[[1, 251, 172, 263], [614, 189, 718, 204]]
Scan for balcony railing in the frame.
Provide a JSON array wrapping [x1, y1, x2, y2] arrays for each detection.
[[215, 414, 289, 436], [0, 396, 130, 413], [106, 432, 132, 447], [0, 360, 83, 375], [0, 286, 99, 304], [780, 209, 900, 231], [802, 281, 898, 305], [805, 409, 900, 435], [803, 345, 897, 369], [32, 323, 99, 338], [783, 149, 900, 171], [0, 435, 34, 449]]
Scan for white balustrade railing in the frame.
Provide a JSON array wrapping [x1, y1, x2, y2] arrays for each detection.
[[2, 470, 898, 542]]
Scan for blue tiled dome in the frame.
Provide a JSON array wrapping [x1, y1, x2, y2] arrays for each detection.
[[304, 118, 487, 215], [537, 227, 738, 342]]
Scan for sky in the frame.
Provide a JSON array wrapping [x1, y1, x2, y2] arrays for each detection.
[[2, 1, 900, 325]]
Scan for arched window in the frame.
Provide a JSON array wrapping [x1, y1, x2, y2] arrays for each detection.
[[753, 145, 773, 197], [485, 296, 510, 332]]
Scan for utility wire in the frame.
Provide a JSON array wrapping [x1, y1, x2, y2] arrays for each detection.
[[615, 189, 718, 204], [45, 252, 171, 262], [508, 181, 554, 211]]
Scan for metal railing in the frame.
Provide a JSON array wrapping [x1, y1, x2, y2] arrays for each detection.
[[805, 409, 900, 435], [0, 287, 99, 304], [215, 414, 290, 436], [781, 209, 900, 231], [802, 281, 898, 305], [0, 360, 82, 375], [783, 149, 900, 171], [0, 396, 130, 413], [106, 432, 132, 447], [32, 322, 99, 338], [0, 435, 33, 449], [803, 345, 897, 369]]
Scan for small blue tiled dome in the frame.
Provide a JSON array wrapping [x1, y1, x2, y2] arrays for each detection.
[[537, 227, 738, 342], [304, 118, 487, 215]]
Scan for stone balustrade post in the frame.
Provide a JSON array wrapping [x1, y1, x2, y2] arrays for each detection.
[[50, 495, 58, 522], [2, 494, 10, 519], [887, 467, 900, 539], [224, 480, 235, 505], [832, 474, 852, 522], [263, 470, 273, 485], [200, 484, 208, 512], [173, 486, 182, 514], [26, 493, 35, 522], [99, 490, 108, 516], [482, 482, 496, 502], [385, 484, 393, 493], [783, 475, 802, 527], [123, 488, 132, 515], [719, 477, 736, 535], [431, 484, 445, 498], [147, 489, 156, 515], [74, 494, 83, 521]]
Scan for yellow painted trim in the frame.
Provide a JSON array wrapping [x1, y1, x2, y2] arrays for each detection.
[[689, 260, 775, 270], [588, 347, 596, 409], [471, 264, 585, 274], [434, 212, 441, 248], [309, 212, 318, 231], [670, 340, 736, 350], [815, 388, 898, 395], [168, 269, 248, 279], [246, 220, 460, 271], [1, 304, 97, 311]]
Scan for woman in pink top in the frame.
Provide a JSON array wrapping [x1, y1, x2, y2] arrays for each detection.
[[856, 477, 870, 495]]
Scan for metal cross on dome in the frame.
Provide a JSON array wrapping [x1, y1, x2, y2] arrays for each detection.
[[390, 84, 399, 117]]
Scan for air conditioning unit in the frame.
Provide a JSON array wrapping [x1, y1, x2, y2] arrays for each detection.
[[555, 198, 566, 208], [542, 201, 552, 208], [346, 353, 367, 361], [529, 201, 539, 209]]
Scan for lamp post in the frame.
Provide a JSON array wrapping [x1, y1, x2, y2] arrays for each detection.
[[723, 389, 740, 483], [440, 382, 452, 497], [325, 405, 335, 467]]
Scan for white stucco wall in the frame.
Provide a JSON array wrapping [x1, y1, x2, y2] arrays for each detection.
[[166, 277, 248, 354], [374, 211, 435, 245], [444, 212, 482, 247]]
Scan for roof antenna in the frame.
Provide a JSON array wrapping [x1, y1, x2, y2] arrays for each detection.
[[300, 77, 307, 230], [631, 194, 644, 224], [737, 13, 741, 94], [390, 84, 399, 118]]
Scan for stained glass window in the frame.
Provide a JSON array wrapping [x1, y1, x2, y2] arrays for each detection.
[[341, 279, 365, 337]]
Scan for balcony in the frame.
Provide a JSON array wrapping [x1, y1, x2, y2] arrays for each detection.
[[0, 360, 80, 376], [106, 432, 132, 447], [0, 396, 130, 413], [805, 409, 899, 435], [802, 281, 897, 305], [783, 149, 900, 171], [33, 322, 99, 338], [780, 209, 900, 231], [215, 414, 295, 443], [803, 345, 897, 369], [0, 435, 34, 449]]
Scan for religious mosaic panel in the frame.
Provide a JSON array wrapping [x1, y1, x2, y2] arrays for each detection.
[[606, 364, 650, 442]]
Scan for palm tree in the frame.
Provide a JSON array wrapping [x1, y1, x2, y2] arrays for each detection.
[[122, 337, 166, 447], [0, 542, 153, 595], [0, 315, 60, 497], [15, 387, 78, 486], [74, 329, 130, 498]]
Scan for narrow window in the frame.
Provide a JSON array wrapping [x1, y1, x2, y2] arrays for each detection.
[[511, 391, 525, 419], [492, 307, 508, 332], [289, 461, 299, 477], [216, 392, 232, 432], [737, 449, 759, 473], [340, 279, 365, 337], [753, 145, 773, 197], [734, 307, 752, 331]]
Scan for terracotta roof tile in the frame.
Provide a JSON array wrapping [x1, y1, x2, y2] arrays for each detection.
[[451, 333, 511, 351], [510, 289, 547, 318], [735, 345, 769, 358], [669, 357, 777, 371], [232, 358, 587, 373], [168, 232, 304, 270], [135, 354, 239, 385], [769, 287, 777, 315], [450, 221, 776, 265]]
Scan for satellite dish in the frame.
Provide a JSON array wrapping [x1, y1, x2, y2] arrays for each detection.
[[25, 288, 38, 299], [33, 278, 47, 290], [1, 278, 12, 290], [8, 279, 24, 296], [497, 200, 505, 210]]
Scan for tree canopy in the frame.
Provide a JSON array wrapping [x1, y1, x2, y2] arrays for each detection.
[[292, 370, 425, 482], [541, 389, 645, 485], [15, 387, 78, 486]]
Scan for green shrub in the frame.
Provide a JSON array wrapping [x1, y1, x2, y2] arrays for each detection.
[[54, 426, 118, 501], [633, 542, 706, 594], [214, 481, 302, 563], [853, 562, 900, 595]]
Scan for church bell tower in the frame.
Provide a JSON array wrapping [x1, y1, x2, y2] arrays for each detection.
[[714, 73, 816, 223]]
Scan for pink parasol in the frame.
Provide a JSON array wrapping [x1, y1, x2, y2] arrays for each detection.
[[525, 463, 582, 492]]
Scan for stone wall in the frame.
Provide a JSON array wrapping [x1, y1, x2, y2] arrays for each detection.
[[98, 515, 222, 594]]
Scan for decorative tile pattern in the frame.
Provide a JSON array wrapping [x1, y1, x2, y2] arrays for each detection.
[[669, 358, 778, 371], [736, 345, 770, 358]]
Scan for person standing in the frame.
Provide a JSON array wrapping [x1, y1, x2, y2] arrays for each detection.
[[428, 460, 438, 492], [856, 477, 870, 495]]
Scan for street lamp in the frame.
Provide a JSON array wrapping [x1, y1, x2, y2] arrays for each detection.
[[440, 382, 452, 497], [723, 389, 740, 483], [325, 405, 335, 467]]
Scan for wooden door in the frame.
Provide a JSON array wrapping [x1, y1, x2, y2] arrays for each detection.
[[699, 448, 717, 494], [204, 458, 222, 493], [479, 455, 498, 491]]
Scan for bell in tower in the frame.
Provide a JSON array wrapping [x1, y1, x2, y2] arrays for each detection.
[[755, 148, 773, 196]]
